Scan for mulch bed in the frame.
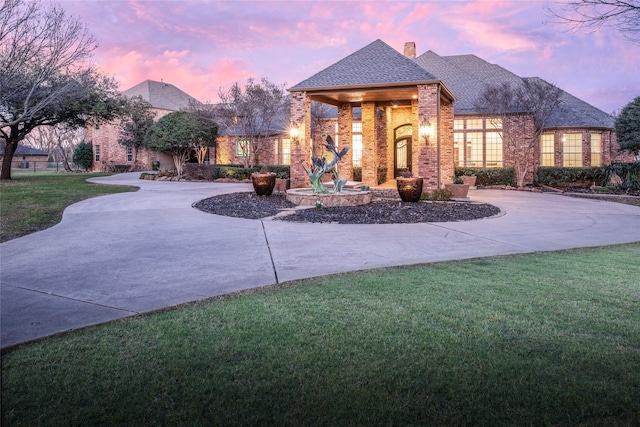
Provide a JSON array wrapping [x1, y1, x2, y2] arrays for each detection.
[[193, 189, 501, 224]]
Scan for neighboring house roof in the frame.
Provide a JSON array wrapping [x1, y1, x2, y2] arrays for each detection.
[[123, 80, 201, 111], [290, 39, 439, 90], [0, 144, 49, 156]]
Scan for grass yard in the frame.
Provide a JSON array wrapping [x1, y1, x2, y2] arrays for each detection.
[[0, 171, 137, 242], [2, 244, 639, 426]]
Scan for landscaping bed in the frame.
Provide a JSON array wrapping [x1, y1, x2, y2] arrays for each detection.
[[193, 189, 501, 223]]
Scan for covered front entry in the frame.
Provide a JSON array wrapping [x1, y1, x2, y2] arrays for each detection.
[[286, 40, 456, 190]]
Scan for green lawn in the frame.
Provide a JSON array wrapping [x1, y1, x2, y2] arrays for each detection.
[[2, 244, 639, 426], [0, 171, 137, 242]]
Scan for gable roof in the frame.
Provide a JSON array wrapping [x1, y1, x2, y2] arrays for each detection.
[[123, 80, 200, 111], [290, 39, 438, 91]]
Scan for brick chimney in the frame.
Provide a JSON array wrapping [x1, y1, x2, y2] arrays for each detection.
[[404, 42, 416, 59]]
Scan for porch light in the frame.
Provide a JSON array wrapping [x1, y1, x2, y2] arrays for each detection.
[[420, 120, 433, 143], [289, 125, 299, 139]]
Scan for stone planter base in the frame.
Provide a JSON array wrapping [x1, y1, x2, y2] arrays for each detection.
[[286, 188, 371, 207]]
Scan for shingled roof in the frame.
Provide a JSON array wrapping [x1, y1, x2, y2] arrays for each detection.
[[290, 39, 438, 90], [414, 50, 613, 128], [123, 80, 200, 111]]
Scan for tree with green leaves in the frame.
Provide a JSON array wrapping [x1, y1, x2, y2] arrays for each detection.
[[72, 141, 93, 171], [118, 96, 156, 169], [615, 96, 640, 158], [0, 0, 125, 180], [143, 111, 217, 176]]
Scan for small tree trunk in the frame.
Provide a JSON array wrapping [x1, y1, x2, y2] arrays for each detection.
[[57, 140, 73, 171], [1, 140, 18, 180]]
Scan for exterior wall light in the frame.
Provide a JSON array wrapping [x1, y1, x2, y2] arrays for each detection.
[[289, 125, 299, 139], [420, 120, 433, 143]]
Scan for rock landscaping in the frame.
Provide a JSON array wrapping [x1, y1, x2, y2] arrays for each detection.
[[193, 189, 501, 224]]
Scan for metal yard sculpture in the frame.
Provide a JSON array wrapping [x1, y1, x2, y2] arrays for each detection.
[[303, 136, 350, 194]]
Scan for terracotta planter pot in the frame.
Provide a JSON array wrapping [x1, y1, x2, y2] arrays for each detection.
[[396, 177, 423, 202], [444, 183, 470, 199], [461, 176, 477, 186], [274, 178, 290, 193], [251, 173, 276, 196]]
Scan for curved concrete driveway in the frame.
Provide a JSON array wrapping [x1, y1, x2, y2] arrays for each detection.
[[2, 172, 639, 348]]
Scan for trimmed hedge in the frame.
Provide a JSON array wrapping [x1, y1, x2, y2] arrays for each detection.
[[215, 164, 290, 181], [536, 167, 602, 187], [454, 167, 516, 186]]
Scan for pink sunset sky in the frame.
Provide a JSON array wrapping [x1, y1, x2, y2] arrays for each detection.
[[60, 0, 639, 115]]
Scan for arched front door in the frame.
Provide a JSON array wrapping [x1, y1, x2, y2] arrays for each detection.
[[394, 124, 412, 177]]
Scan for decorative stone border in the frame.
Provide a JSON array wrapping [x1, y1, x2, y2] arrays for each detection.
[[286, 188, 372, 207]]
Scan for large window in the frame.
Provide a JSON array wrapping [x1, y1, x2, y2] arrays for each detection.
[[562, 133, 582, 167], [541, 133, 555, 166], [94, 145, 100, 162], [591, 133, 601, 166], [352, 122, 362, 167], [454, 117, 503, 167], [485, 132, 503, 167]]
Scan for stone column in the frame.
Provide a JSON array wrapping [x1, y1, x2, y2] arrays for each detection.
[[338, 103, 353, 180], [361, 102, 378, 187], [417, 84, 439, 190], [290, 91, 311, 188]]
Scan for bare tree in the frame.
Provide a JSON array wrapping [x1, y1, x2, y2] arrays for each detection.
[[216, 78, 289, 168], [23, 125, 82, 171], [547, 0, 640, 44], [0, 0, 124, 179], [475, 78, 564, 187]]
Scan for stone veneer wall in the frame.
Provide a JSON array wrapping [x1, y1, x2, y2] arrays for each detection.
[[338, 103, 354, 181], [361, 102, 378, 187]]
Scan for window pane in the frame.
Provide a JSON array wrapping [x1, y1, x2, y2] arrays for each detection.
[[454, 133, 464, 167], [126, 146, 133, 162], [541, 133, 554, 167], [282, 139, 290, 165], [485, 132, 503, 167], [563, 133, 582, 167], [591, 133, 601, 166], [467, 132, 483, 167], [487, 118, 502, 129], [454, 119, 464, 130], [466, 119, 483, 130], [352, 134, 363, 167], [94, 145, 100, 162], [352, 122, 362, 133]]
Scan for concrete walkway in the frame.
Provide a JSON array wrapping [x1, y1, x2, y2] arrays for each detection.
[[2, 173, 639, 348]]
